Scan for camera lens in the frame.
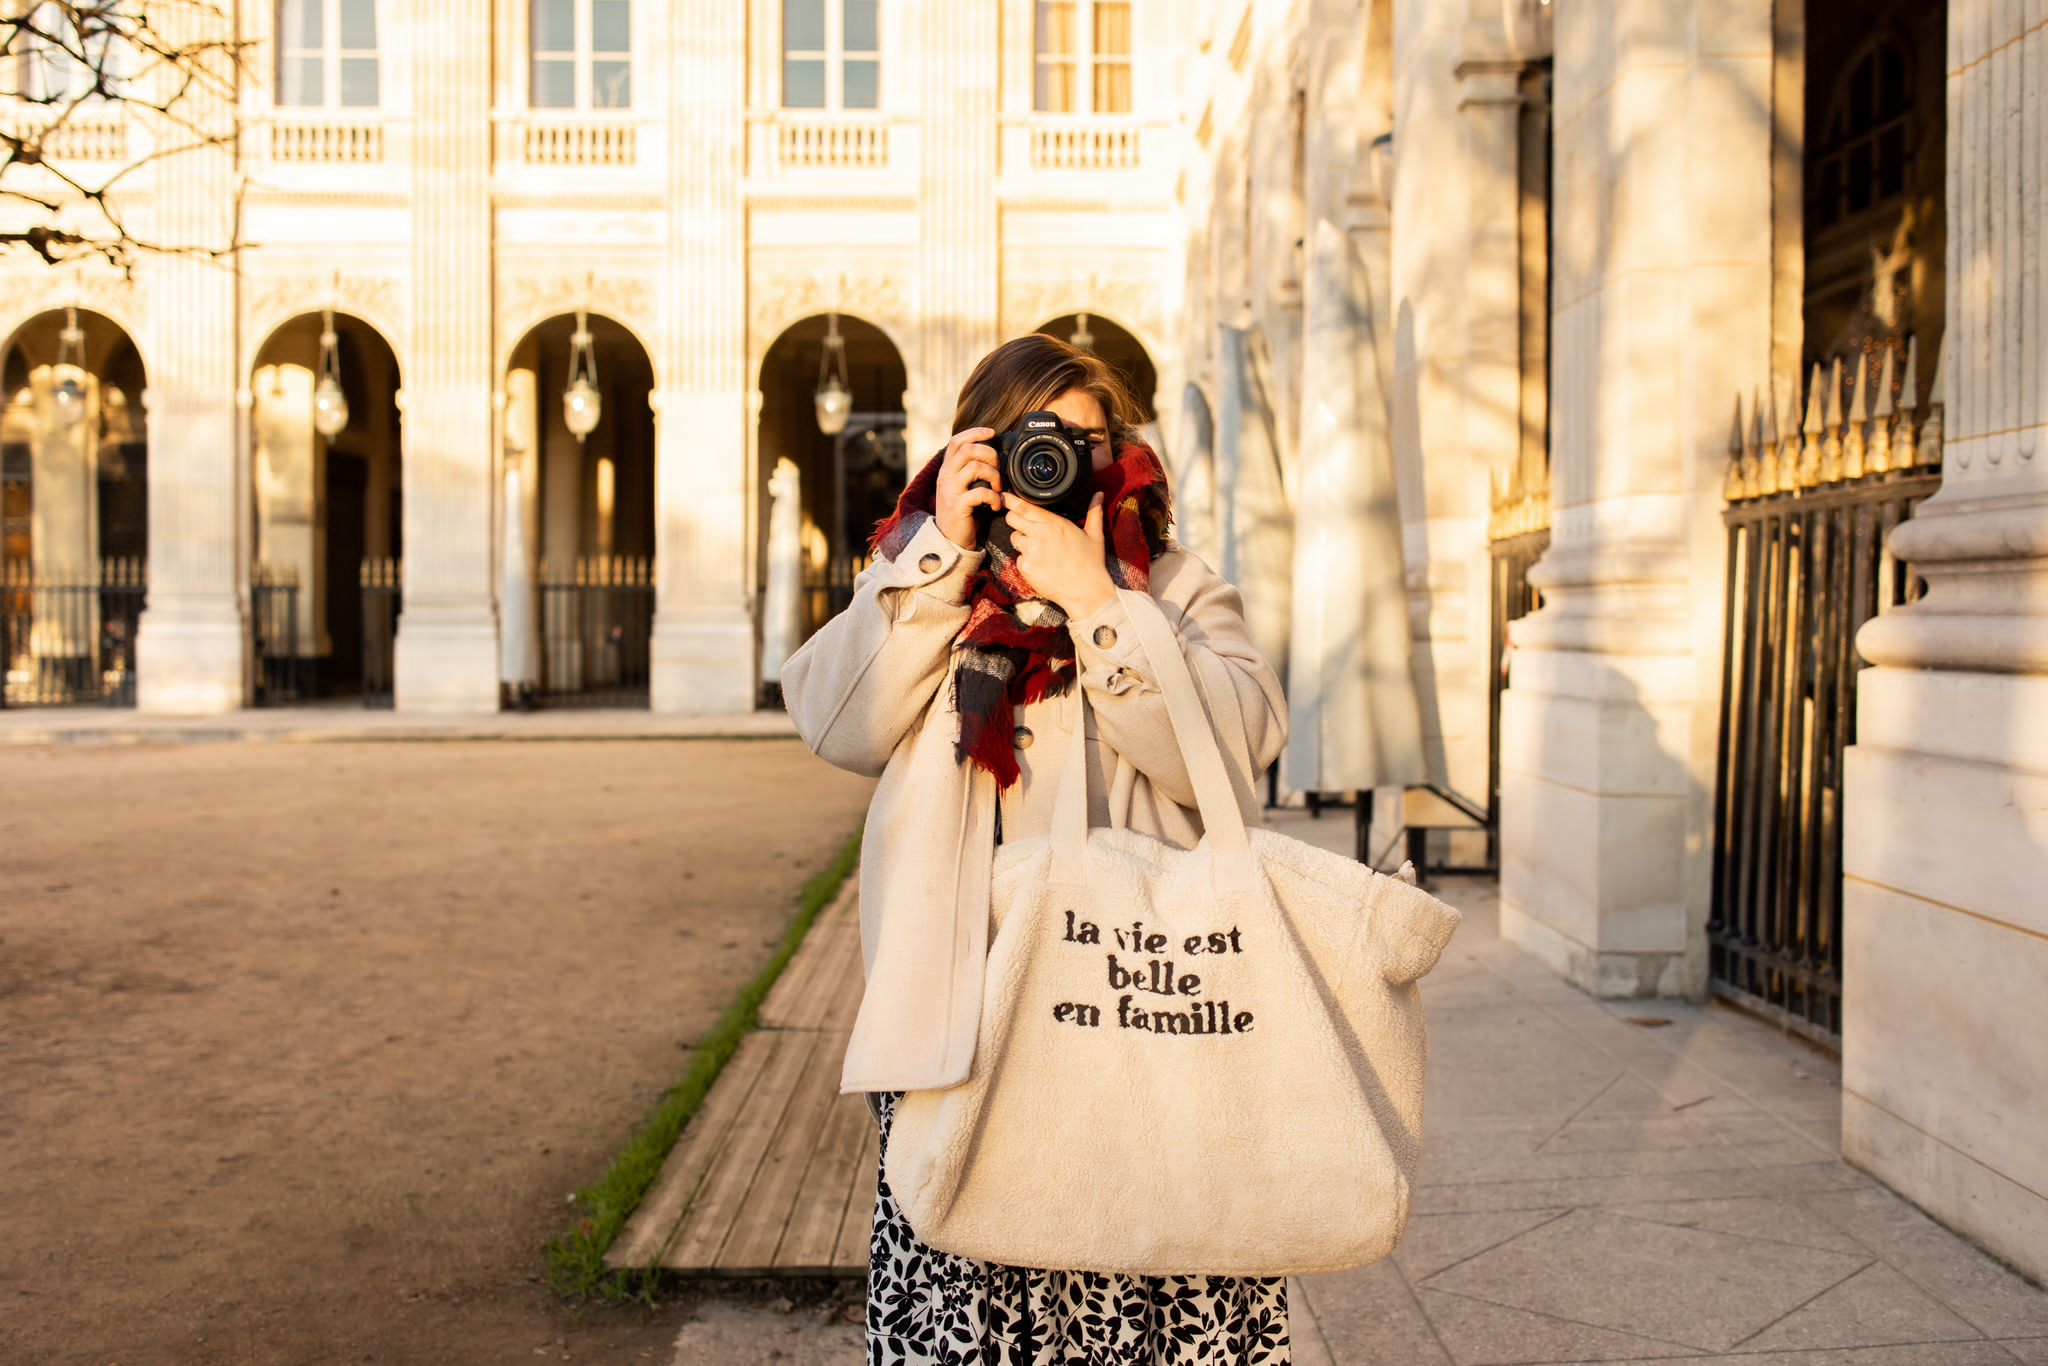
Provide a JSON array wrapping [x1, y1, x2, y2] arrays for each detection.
[[1024, 449, 1061, 487]]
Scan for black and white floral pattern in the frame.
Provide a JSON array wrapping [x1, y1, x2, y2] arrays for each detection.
[[867, 1090, 1291, 1366]]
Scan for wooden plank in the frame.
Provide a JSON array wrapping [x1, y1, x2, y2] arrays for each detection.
[[759, 884, 857, 1029], [715, 1020, 848, 1272], [820, 937, 866, 1033], [607, 1028, 780, 1269], [777, 1078, 873, 1270], [831, 1114, 881, 1271], [662, 1027, 822, 1268]]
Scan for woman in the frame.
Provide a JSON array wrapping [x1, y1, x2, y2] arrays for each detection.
[[780, 334, 1291, 1364]]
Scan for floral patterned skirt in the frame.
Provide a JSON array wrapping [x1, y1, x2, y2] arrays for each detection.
[[865, 1090, 1291, 1366]]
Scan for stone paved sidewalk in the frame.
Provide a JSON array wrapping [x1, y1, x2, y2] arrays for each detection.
[[664, 806, 2048, 1365]]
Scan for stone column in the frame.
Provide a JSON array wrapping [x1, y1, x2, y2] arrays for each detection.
[[907, 0, 999, 462], [1841, 1, 2048, 1284], [133, 5, 243, 713], [1499, 2, 1774, 995], [649, 0, 754, 714], [1388, 0, 1475, 824], [393, 0, 499, 712]]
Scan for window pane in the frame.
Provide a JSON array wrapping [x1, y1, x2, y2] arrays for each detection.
[[592, 59, 630, 108], [1035, 59, 1074, 113], [339, 0, 377, 48], [593, 0, 630, 52], [530, 56, 574, 107], [281, 0, 324, 49], [1035, 1, 1075, 57], [339, 55, 378, 106], [783, 57, 825, 107], [280, 54, 324, 105], [532, 0, 573, 53], [843, 57, 878, 109], [784, 0, 825, 52], [1094, 1, 1131, 56], [843, 0, 878, 53], [1094, 59, 1130, 113]]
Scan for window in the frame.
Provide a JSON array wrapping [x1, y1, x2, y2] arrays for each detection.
[[782, 0, 880, 111], [1034, 0, 1130, 114], [275, 0, 379, 108], [17, 1, 131, 104], [530, 0, 631, 110]]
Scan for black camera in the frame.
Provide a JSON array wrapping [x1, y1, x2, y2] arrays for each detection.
[[972, 411, 1097, 534]]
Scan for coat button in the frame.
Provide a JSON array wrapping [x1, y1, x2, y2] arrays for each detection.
[[918, 552, 942, 572], [1092, 623, 1118, 648], [1012, 726, 1033, 749]]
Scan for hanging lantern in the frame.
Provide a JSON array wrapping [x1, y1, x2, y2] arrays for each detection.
[[1069, 311, 1096, 353], [814, 312, 852, 436], [51, 307, 87, 428], [565, 306, 602, 441], [313, 307, 349, 438]]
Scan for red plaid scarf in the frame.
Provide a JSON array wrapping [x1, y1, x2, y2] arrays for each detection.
[[868, 437, 1173, 789]]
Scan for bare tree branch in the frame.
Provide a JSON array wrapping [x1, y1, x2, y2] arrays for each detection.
[[2, 1, 252, 274]]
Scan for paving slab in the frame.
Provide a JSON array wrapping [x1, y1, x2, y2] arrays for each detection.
[[1262, 808, 2048, 1366]]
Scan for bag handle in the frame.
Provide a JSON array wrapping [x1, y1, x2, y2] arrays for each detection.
[[1050, 593, 1262, 893]]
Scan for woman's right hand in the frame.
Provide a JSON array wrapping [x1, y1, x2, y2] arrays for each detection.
[[934, 426, 1004, 551]]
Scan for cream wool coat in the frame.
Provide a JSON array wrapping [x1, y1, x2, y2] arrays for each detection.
[[780, 515, 1289, 1095]]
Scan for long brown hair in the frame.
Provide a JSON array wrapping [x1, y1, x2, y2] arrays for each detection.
[[950, 333, 1144, 443]]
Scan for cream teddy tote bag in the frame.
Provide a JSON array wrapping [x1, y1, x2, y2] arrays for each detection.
[[884, 600, 1463, 1278]]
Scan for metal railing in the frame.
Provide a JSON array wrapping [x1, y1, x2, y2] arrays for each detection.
[[1710, 339, 1944, 1045], [537, 555, 654, 708], [1487, 521, 1549, 862], [251, 563, 312, 707], [0, 557, 146, 707], [360, 556, 401, 709]]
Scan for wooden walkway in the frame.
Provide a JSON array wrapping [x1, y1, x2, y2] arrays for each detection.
[[608, 880, 875, 1276]]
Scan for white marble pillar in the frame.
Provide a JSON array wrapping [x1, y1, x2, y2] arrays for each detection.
[[27, 367, 100, 663], [1499, 1, 1775, 995], [393, 0, 499, 712], [1388, 0, 1490, 823], [1214, 324, 1292, 683], [649, 0, 754, 714], [132, 5, 243, 713], [907, 0, 1000, 463], [1840, 1, 2048, 1284], [760, 457, 805, 685]]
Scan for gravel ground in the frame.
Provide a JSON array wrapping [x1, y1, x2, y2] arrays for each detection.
[[0, 737, 872, 1366]]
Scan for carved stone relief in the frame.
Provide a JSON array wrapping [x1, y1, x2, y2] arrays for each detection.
[[245, 271, 406, 360], [498, 270, 660, 365], [748, 260, 911, 371]]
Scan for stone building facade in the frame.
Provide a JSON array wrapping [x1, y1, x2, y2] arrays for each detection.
[[1175, 0, 2043, 1286], [1, 0, 1184, 715]]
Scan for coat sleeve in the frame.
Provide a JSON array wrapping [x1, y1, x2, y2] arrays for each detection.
[[779, 517, 980, 778], [1063, 548, 1288, 812]]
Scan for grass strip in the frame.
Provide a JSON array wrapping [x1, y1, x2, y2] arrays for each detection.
[[545, 825, 863, 1302]]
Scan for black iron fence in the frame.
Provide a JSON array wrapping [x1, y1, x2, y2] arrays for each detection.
[[361, 556, 401, 709], [538, 555, 654, 708], [251, 563, 311, 707], [0, 557, 146, 707], [1487, 522, 1550, 857], [1710, 353, 1942, 1045]]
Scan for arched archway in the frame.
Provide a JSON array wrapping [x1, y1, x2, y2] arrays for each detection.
[[0, 307, 149, 705], [755, 314, 908, 703], [1033, 312, 1160, 425], [249, 312, 403, 704], [502, 312, 656, 708]]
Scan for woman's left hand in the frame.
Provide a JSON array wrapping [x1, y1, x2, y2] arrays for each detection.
[[1006, 492, 1118, 620]]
